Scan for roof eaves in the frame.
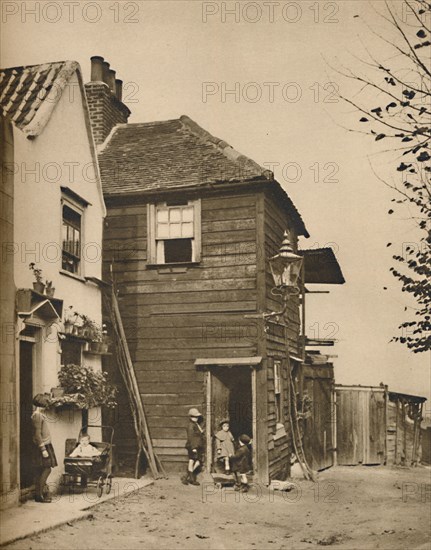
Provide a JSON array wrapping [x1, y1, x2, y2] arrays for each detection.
[[23, 60, 79, 138], [103, 176, 271, 199], [179, 115, 274, 181], [268, 180, 309, 238]]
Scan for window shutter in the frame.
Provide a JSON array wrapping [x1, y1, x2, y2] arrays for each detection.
[[193, 198, 202, 262], [147, 204, 156, 264], [274, 361, 281, 394]]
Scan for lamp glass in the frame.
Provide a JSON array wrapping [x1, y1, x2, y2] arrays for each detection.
[[269, 253, 303, 290]]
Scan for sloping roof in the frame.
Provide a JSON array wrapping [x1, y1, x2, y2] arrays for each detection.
[[0, 60, 106, 217], [99, 115, 308, 236], [301, 247, 345, 284], [99, 115, 272, 192], [0, 61, 79, 137], [388, 391, 427, 404]]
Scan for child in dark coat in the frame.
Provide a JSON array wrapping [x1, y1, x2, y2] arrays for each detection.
[[182, 407, 205, 486], [230, 434, 252, 492]]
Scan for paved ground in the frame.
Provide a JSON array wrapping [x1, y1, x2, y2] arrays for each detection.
[[0, 478, 153, 547], [2, 466, 430, 550]]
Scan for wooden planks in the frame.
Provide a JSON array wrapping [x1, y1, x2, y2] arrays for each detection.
[[336, 387, 386, 466], [103, 190, 261, 471], [103, 186, 304, 477]]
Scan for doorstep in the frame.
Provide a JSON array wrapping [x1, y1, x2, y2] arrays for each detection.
[[0, 477, 154, 547]]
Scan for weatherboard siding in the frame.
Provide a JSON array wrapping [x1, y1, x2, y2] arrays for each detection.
[[103, 190, 259, 468], [263, 193, 301, 479], [102, 187, 301, 478]]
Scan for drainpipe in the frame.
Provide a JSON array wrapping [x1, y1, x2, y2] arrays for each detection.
[[301, 262, 306, 361]]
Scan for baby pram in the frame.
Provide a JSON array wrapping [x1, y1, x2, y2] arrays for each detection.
[[62, 425, 114, 497]]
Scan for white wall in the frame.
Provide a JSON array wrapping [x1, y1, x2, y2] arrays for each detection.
[[13, 71, 106, 488]]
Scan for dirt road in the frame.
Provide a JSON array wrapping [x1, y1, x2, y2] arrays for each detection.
[[4, 466, 430, 550]]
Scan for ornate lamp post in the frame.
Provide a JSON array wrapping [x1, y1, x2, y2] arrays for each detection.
[[263, 231, 303, 324], [244, 230, 303, 329], [268, 231, 303, 295]]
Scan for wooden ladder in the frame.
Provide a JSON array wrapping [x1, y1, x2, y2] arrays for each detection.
[[105, 279, 167, 480]]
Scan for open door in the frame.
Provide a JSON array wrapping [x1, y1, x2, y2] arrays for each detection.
[[207, 366, 254, 473], [19, 340, 35, 489]]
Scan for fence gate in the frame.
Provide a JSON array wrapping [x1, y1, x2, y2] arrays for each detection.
[[335, 385, 386, 465]]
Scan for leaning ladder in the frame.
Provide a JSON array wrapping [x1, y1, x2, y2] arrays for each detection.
[[105, 278, 167, 480]]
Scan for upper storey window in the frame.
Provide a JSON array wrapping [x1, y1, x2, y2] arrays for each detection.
[[148, 199, 201, 264]]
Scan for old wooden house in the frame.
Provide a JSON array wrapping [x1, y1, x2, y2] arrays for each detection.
[[85, 57, 344, 483]]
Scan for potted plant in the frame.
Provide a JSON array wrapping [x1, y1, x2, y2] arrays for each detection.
[[51, 386, 65, 398], [63, 306, 77, 334], [45, 280, 55, 298], [29, 263, 45, 293], [89, 322, 103, 352], [63, 306, 82, 335], [56, 363, 118, 409], [100, 327, 111, 354]]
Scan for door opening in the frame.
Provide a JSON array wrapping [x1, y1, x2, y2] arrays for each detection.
[[19, 340, 35, 489], [208, 366, 253, 472]]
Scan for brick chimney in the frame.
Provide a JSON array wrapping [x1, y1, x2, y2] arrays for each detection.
[[85, 56, 131, 145]]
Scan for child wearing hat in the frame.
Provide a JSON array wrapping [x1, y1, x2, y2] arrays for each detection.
[[230, 434, 252, 492], [182, 407, 205, 486], [215, 419, 235, 472]]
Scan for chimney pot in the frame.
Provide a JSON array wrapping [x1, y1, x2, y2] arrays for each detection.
[[107, 69, 116, 94], [115, 79, 123, 102], [90, 56, 104, 82], [102, 61, 110, 85]]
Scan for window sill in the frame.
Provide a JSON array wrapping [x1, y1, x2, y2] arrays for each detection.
[[146, 262, 200, 273], [273, 423, 287, 440], [59, 270, 86, 283]]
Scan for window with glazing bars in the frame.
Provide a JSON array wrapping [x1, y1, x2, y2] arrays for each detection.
[[147, 199, 201, 264], [62, 205, 81, 273]]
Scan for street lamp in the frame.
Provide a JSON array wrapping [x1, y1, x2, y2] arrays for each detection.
[[269, 231, 303, 294]]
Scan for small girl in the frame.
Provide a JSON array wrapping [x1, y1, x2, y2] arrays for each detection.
[[182, 407, 205, 486], [31, 393, 57, 503], [230, 434, 252, 493], [215, 419, 235, 472]]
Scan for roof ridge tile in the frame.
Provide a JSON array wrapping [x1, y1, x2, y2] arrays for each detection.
[[179, 114, 273, 181]]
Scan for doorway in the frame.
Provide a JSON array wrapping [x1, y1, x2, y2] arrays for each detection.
[[207, 366, 254, 472], [19, 340, 35, 489]]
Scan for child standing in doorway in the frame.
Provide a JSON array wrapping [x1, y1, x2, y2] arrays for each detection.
[[182, 407, 204, 486], [215, 419, 235, 472]]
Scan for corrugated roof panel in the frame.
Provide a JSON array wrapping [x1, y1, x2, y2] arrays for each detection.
[[301, 247, 345, 284]]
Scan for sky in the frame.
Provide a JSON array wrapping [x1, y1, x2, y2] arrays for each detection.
[[1, 1, 429, 408]]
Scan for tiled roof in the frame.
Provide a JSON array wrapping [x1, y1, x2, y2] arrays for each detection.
[[99, 116, 273, 193], [0, 61, 79, 137], [99, 115, 308, 235]]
